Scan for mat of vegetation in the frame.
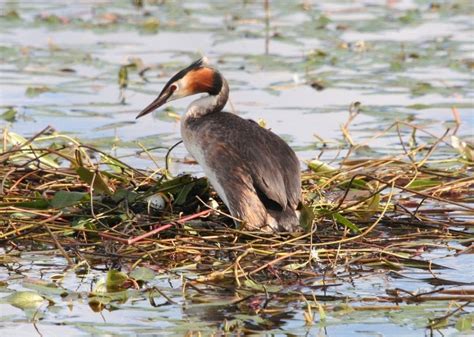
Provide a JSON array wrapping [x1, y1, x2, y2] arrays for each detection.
[[1, 120, 473, 335]]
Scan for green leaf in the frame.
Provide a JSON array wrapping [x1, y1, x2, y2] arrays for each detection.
[[429, 318, 448, 329], [158, 175, 195, 193], [3, 10, 20, 20], [333, 303, 354, 315], [23, 280, 68, 297], [451, 136, 474, 162], [1, 107, 17, 122], [76, 167, 112, 195], [407, 103, 430, 110], [88, 296, 108, 312], [112, 189, 137, 203], [339, 178, 369, 190], [455, 316, 473, 332], [118, 66, 128, 89], [50, 191, 87, 208], [299, 203, 315, 232], [399, 9, 421, 24], [174, 182, 195, 205], [282, 262, 308, 271], [93, 121, 135, 132], [130, 267, 156, 282], [14, 199, 50, 209], [242, 279, 283, 292], [361, 192, 380, 221], [406, 179, 441, 190], [142, 17, 159, 32], [316, 14, 331, 29], [308, 159, 336, 174], [105, 270, 129, 292], [5, 291, 45, 310], [333, 213, 361, 233], [101, 154, 130, 173], [317, 302, 326, 321], [393, 258, 447, 270], [410, 82, 434, 96], [25, 86, 52, 97], [4, 131, 59, 168]]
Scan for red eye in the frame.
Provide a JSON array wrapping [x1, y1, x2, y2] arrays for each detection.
[[170, 84, 177, 93]]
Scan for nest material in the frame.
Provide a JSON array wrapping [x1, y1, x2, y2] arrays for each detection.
[[0, 125, 473, 311]]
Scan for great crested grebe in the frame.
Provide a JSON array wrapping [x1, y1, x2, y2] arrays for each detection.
[[136, 58, 301, 232]]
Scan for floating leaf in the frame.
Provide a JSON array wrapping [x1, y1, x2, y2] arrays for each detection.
[[455, 315, 473, 332], [88, 296, 108, 312], [3, 131, 59, 168], [23, 280, 67, 297], [410, 82, 434, 96], [142, 17, 160, 32], [130, 267, 156, 282], [93, 121, 135, 131], [133, 0, 144, 8], [3, 10, 20, 20], [242, 279, 283, 292], [1, 107, 17, 122], [333, 303, 354, 315], [50, 191, 87, 208], [25, 86, 52, 97], [451, 136, 474, 162], [105, 270, 129, 292], [429, 317, 448, 329], [316, 14, 330, 29], [399, 9, 421, 24], [5, 291, 45, 310], [317, 302, 326, 321], [118, 66, 128, 89]]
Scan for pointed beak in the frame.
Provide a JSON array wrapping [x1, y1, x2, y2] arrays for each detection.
[[136, 88, 173, 119]]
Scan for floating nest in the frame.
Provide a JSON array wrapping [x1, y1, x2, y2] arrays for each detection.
[[1, 123, 473, 330]]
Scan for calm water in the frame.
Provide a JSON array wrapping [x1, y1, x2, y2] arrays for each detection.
[[1, 0, 473, 336]]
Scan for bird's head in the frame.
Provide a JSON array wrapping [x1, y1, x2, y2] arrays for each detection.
[[136, 57, 222, 119]]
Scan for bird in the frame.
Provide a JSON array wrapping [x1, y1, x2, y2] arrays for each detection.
[[136, 57, 302, 232]]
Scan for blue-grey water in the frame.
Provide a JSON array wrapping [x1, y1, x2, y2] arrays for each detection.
[[1, 0, 473, 336]]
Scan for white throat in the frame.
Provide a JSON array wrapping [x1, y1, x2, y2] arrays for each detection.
[[186, 94, 220, 118], [184, 78, 229, 118]]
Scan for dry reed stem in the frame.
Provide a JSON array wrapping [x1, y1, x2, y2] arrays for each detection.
[[0, 124, 472, 306]]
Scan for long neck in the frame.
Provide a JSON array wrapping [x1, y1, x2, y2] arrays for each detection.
[[185, 77, 229, 118]]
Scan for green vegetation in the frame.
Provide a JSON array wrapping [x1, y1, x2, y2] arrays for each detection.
[[1, 120, 472, 334]]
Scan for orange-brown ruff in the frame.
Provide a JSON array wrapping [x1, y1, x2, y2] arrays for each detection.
[[137, 58, 301, 232]]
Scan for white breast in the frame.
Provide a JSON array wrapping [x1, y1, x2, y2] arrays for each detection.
[[181, 125, 230, 209]]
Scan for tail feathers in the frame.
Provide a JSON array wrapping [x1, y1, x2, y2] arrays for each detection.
[[267, 206, 301, 232]]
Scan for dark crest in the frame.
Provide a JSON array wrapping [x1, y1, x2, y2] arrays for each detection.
[[158, 58, 206, 97]]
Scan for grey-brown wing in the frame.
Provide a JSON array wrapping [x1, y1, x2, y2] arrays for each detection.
[[247, 123, 301, 210], [199, 112, 301, 210]]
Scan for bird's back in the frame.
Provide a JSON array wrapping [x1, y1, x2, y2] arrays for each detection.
[[182, 111, 301, 231]]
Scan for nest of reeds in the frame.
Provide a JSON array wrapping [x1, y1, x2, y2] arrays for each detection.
[[1, 122, 473, 328]]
